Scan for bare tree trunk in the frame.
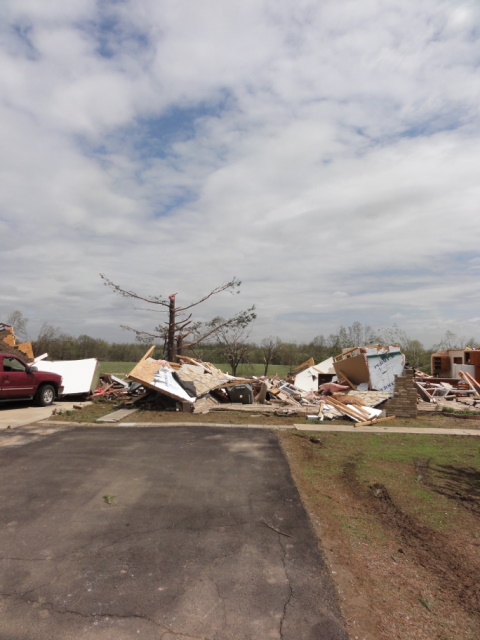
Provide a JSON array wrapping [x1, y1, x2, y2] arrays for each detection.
[[167, 294, 176, 361], [263, 358, 269, 377], [177, 333, 183, 357]]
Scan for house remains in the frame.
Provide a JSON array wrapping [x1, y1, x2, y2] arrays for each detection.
[[114, 344, 416, 425], [111, 340, 480, 420]]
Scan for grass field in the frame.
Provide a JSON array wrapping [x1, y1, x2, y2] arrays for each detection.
[[98, 361, 291, 377], [98, 361, 137, 375], [280, 430, 480, 640]]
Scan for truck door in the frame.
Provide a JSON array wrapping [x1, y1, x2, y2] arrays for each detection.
[[0, 356, 35, 399]]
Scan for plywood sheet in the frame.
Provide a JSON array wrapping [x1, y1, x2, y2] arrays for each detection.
[[333, 354, 369, 387]]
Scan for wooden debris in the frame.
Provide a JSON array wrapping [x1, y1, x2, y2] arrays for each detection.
[[458, 370, 480, 397], [414, 380, 435, 403], [336, 371, 356, 389], [255, 381, 270, 404], [355, 416, 397, 427], [326, 396, 371, 421], [288, 358, 315, 378]]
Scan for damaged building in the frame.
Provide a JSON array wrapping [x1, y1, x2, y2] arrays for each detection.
[[121, 344, 409, 425]]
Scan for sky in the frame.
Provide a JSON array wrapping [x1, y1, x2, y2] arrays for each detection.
[[1, 0, 479, 348]]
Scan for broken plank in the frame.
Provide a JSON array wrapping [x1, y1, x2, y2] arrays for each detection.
[[326, 396, 369, 421], [414, 380, 435, 403], [458, 370, 480, 397], [355, 416, 397, 427]]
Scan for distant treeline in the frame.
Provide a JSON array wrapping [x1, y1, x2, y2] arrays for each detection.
[[29, 321, 478, 374], [6, 312, 476, 374]]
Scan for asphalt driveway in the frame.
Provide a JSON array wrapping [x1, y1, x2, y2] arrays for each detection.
[[0, 426, 347, 640]]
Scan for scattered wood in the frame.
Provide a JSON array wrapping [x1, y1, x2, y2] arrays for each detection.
[[288, 358, 315, 377], [326, 396, 371, 421], [192, 395, 219, 414], [355, 416, 397, 427], [458, 370, 480, 397], [255, 381, 270, 404], [336, 371, 356, 389], [414, 380, 435, 403]]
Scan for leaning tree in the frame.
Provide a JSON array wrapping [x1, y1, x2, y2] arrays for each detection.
[[100, 275, 256, 362]]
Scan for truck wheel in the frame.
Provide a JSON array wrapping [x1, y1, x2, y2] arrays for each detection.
[[36, 384, 55, 406]]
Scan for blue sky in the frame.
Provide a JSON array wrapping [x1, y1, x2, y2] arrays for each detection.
[[1, 0, 479, 348]]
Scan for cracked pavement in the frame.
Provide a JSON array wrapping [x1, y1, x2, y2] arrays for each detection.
[[0, 426, 347, 639]]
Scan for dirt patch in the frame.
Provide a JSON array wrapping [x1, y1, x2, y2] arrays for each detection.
[[415, 457, 480, 517], [345, 458, 480, 620], [279, 431, 480, 640]]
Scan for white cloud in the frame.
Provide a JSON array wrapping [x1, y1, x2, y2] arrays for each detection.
[[0, 0, 479, 348]]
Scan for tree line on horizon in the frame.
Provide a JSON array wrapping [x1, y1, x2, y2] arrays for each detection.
[[4, 310, 478, 376]]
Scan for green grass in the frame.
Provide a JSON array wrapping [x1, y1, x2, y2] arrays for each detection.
[[290, 431, 480, 533], [98, 361, 291, 378], [98, 362, 136, 375], [53, 400, 118, 422], [212, 363, 291, 377], [443, 406, 480, 416]]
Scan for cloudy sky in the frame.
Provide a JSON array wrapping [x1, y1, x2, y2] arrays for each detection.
[[1, 0, 479, 348]]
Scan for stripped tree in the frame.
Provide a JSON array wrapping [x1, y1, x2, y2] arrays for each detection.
[[211, 318, 253, 376], [259, 336, 282, 376], [100, 275, 256, 362]]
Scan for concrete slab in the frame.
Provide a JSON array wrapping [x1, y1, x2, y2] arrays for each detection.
[[0, 426, 347, 640], [0, 400, 91, 429], [294, 423, 480, 436], [96, 408, 138, 423]]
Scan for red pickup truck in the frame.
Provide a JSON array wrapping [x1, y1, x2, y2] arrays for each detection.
[[0, 353, 63, 406]]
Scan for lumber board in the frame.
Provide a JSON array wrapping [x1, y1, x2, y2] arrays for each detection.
[[326, 397, 368, 421], [458, 370, 480, 397], [289, 358, 315, 377], [414, 380, 435, 403], [336, 371, 356, 389], [355, 416, 396, 427]]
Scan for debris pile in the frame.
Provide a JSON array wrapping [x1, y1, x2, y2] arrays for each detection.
[[414, 370, 480, 410], [115, 346, 399, 425], [0, 324, 34, 360], [92, 374, 136, 401]]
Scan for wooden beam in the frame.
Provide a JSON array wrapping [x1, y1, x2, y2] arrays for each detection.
[[355, 416, 397, 427], [326, 397, 369, 422], [458, 370, 480, 397]]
